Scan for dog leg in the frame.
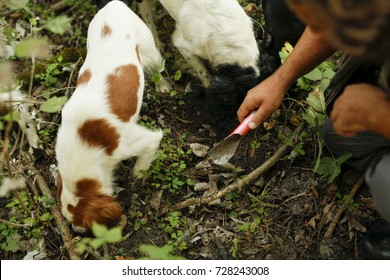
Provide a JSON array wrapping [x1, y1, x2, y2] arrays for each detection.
[[132, 127, 162, 178], [137, 0, 163, 51], [138, 49, 172, 93], [159, 0, 184, 21], [116, 124, 163, 178]]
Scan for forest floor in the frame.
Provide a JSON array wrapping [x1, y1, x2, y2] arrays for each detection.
[[0, 0, 379, 260]]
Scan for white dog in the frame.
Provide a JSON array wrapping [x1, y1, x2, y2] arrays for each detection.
[[159, 0, 261, 134], [56, 0, 163, 232]]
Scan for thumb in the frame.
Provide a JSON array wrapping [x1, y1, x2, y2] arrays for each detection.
[[248, 108, 270, 130]]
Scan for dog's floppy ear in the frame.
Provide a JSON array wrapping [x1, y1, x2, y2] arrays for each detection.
[[74, 195, 122, 230]]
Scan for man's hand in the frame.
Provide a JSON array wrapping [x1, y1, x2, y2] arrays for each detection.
[[331, 83, 390, 138], [237, 74, 286, 129]]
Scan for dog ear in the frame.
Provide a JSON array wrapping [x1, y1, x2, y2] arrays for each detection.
[[77, 195, 123, 230]]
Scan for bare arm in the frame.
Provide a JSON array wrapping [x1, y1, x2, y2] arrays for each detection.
[[237, 26, 336, 127]]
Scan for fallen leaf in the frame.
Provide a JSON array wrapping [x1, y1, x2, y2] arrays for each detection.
[[263, 119, 277, 130], [149, 190, 163, 210], [190, 143, 209, 157]]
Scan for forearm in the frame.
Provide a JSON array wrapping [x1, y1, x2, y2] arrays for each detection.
[[273, 26, 336, 91]]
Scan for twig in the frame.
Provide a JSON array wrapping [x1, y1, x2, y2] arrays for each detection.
[[324, 174, 365, 238], [172, 144, 288, 211], [284, 191, 307, 203], [50, 0, 71, 12], [0, 218, 33, 228], [31, 167, 81, 260]]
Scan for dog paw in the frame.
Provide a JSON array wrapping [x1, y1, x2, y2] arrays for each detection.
[[155, 78, 172, 93]]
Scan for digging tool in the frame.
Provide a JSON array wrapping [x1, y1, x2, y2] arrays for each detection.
[[208, 111, 255, 165]]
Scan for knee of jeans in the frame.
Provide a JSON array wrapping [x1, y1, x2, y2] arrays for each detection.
[[321, 118, 337, 149], [366, 155, 390, 223]]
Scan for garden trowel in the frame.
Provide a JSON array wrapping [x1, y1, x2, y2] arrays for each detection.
[[208, 111, 255, 165]]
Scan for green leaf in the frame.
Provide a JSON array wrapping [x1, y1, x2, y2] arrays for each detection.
[[174, 70, 182, 81], [314, 156, 340, 183], [336, 151, 352, 165], [89, 238, 104, 250], [279, 42, 293, 64], [91, 222, 108, 238], [6, 0, 29, 11], [44, 16, 72, 35], [104, 227, 122, 243], [151, 73, 162, 84], [304, 67, 323, 81], [306, 89, 326, 113], [319, 78, 331, 92], [39, 212, 52, 222], [138, 244, 185, 260], [5, 233, 21, 253], [323, 68, 335, 79], [314, 152, 351, 183], [3, 111, 20, 122], [15, 38, 50, 59], [39, 96, 67, 113]]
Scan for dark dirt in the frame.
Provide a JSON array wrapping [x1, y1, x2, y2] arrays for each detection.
[[0, 0, 380, 260]]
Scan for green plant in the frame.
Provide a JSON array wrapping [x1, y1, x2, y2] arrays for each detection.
[[314, 151, 352, 184], [229, 189, 272, 257], [229, 237, 241, 258], [76, 222, 122, 260], [158, 211, 187, 252], [145, 128, 194, 193], [0, 190, 54, 253], [280, 42, 352, 183], [335, 192, 360, 211], [138, 244, 185, 260], [129, 209, 149, 232], [279, 129, 308, 157], [280, 42, 336, 93], [34, 56, 65, 87], [250, 140, 261, 150]]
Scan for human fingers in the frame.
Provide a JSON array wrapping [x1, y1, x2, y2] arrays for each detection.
[[247, 104, 276, 130], [237, 94, 261, 122]]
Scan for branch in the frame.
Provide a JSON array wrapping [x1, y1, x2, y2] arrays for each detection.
[[31, 167, 81, 260], [172, 144, 288, 211], [50, 0, 71, 12], [324, 174, 365, 238]]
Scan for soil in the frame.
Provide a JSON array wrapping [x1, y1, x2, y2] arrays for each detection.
[[0, 0, 380, 260]]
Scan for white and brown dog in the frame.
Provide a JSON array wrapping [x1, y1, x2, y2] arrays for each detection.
[[55, 0, 165, 232], [92, 0, 262, 135]]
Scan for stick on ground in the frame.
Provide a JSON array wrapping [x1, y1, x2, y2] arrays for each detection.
[[172, 144, 288, 211], [324, 174, 365, 238], [32, 167, 81, 260]]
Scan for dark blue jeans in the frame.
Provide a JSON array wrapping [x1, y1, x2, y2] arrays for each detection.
[[322, 118, 390, 222]]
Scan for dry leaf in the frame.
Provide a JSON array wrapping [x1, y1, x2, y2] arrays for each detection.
[[263, 119, 277, 130], [149, 190, 163, 211]]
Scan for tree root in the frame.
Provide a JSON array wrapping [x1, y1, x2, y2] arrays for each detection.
[[31, 167, 81, 260], [324, 174, 365, 238]]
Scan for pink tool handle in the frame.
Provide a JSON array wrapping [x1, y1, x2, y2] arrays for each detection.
[[230, 111, 256, 136]]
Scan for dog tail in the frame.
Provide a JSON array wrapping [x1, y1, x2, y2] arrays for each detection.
[[159, 0, 184, 21]]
